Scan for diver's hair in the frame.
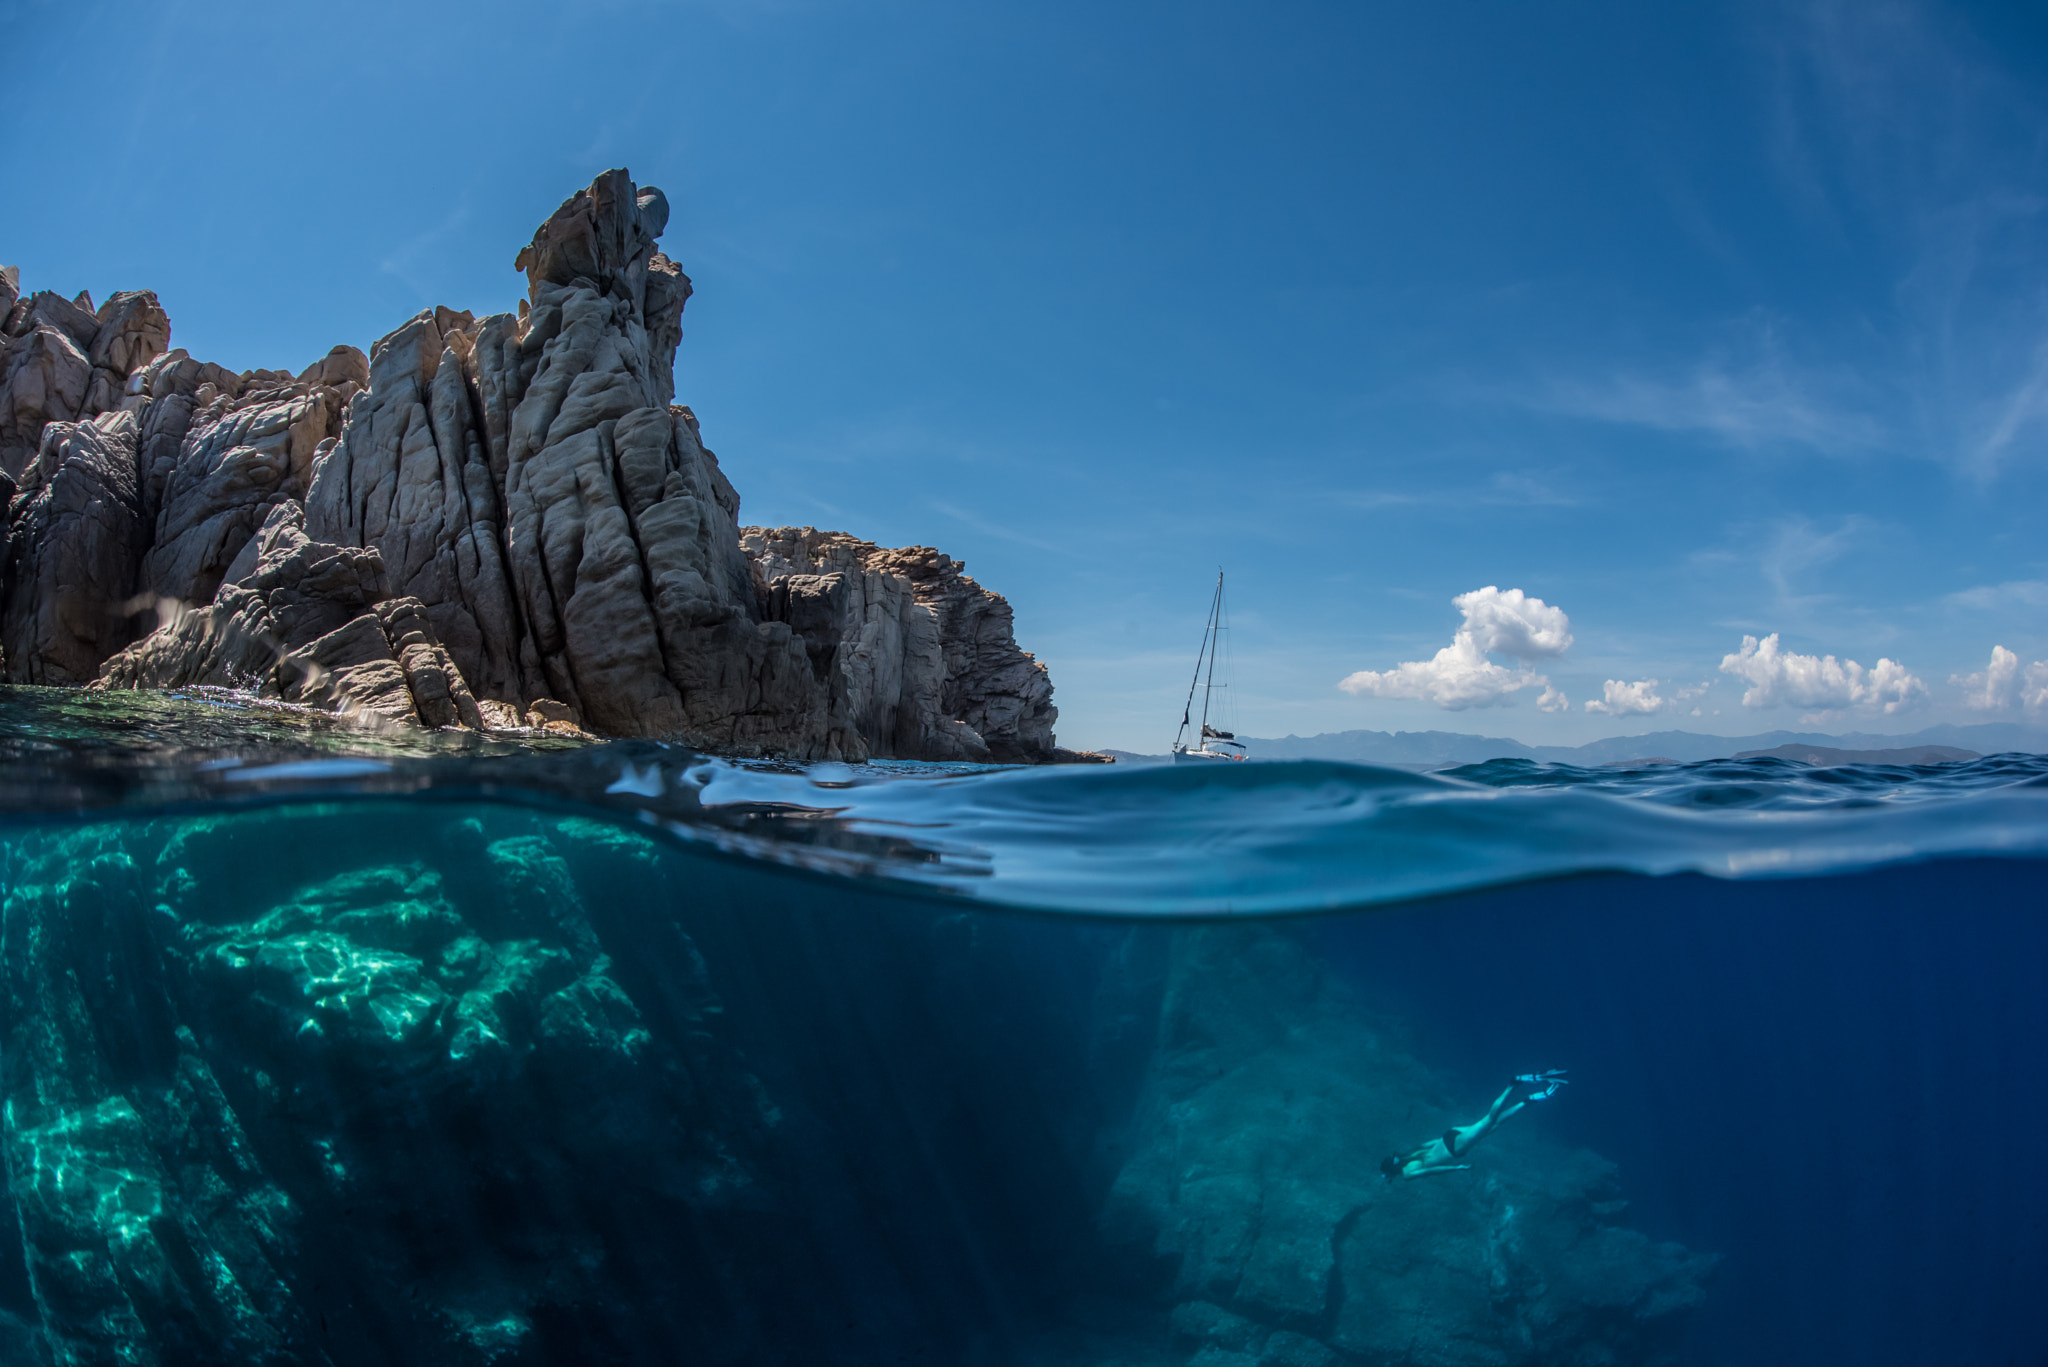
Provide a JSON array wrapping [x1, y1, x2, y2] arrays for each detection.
[[1380, 1154, 1403, 1182]]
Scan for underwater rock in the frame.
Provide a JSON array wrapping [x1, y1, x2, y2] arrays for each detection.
[[0, 808, 779, 1366], [0, 829, 317, 1366], [1, 409, 150, 684], [1102, 927, 1715, 1367], [97, 502, 484, 729]]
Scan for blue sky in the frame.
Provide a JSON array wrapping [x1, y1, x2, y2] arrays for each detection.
[[6, 0, 2048, 750]]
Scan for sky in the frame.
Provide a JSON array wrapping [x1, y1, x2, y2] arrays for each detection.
[[5, 0, 2048, 751]]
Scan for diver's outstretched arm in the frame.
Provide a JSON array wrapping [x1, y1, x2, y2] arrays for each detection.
[[1406, 1162, 1470, 1179]]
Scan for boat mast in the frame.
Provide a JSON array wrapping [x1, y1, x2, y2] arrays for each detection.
[[1198, 572, 1224, 739], [1175, 571, 1223, 750]]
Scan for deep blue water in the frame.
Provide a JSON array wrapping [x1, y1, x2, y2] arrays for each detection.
[[1326, 861, 2048, 1367], [0, 690, 2044, 1366]]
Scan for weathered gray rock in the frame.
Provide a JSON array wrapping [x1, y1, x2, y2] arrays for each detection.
[[138, 352, 358, 606], [1, 410, 148, 683], [0, 286, 170, 479], [98, 502, 483, 729], [305, 170, 840, 752], [0, 325, 93, 480], [82, 290, 171, 417], [1103, 928, 1715, 1367], [743, 527, 1059, 762], [5, 174, 1068, 757]]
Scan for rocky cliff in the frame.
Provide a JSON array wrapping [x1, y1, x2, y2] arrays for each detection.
[[0, 173, 1061, 761]]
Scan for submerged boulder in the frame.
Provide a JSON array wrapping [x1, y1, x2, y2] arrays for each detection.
[[1102, 927, 1716, 1367], [0, 808, 776, 1367]]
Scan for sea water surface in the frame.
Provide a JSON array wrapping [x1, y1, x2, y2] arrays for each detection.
[[0, 686, 2042, 1366]]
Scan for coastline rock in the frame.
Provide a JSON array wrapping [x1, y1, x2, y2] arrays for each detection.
[[139, 349, 359, 605], [98, 502, 483, 729], [0, 325, 93, 481], [0, 287, 169, 479], [3, 174, 1069, 755], [743, 526, 1058, 761], [305, 171, 836, 749], [304, 168, 1054, 758], [1, 410, 149, 683], [1102, 927, 1715, 1366]]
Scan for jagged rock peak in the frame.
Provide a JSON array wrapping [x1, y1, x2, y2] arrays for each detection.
[[515, 168, 675, 297], [2, 173, 1067, 757]]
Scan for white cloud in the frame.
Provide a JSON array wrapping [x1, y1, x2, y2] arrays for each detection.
[[1719, 633, 1927, 713], [1537, 684, 1570, 713], [1951, 645, 2048, 712], [1585, 679, 1663, 716], [1455, 585, 1573, 658], [1583, 678, 1710, 717], [1339, 586, 1571, 710]]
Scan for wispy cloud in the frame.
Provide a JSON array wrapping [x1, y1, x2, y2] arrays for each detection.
[[927, 499, 1072, 556], [1944, 579, 2048, 611], [1338, 468, 1581, 510], [1523, 2, 2048, 478], [1758, 514, 1869, 611], [1534, 321, 1888, 456], [378, 205, 473, 302]]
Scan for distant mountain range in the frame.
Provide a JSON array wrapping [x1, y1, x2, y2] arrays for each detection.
[[1104, 722, 2048, 768]]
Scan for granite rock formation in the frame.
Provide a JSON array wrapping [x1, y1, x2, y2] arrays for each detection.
[[743, 527, 1057, 762], [97, 502, 483, 729], [1, 410, 150, 684], [1101, 927, 1715, 1367], [0, 275, 170, 480], [0, 172, 1063, 759]]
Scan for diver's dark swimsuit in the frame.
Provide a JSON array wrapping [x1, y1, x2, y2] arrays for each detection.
[[1442, 1128, 1460, 1156]]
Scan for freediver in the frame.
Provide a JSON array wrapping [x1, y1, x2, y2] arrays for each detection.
[[1380, 1070, 1568, 1182]]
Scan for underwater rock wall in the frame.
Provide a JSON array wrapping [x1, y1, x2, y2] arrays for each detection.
[[1101, 929, 1716, 1367], [0, 175, 1060, 760], [0, 803, 1712, 1365]]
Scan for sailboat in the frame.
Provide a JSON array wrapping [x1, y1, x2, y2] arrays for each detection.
[[1172, 571, 1247, 762]]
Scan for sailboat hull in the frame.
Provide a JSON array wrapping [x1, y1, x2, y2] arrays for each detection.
[[1172, 746, 1245, 763]]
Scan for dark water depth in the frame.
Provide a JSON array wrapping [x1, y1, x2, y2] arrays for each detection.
[[0, 689, 2043, 1366]]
